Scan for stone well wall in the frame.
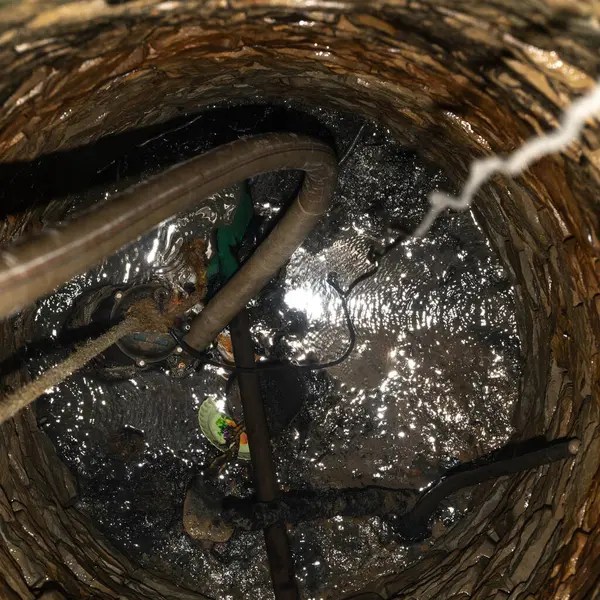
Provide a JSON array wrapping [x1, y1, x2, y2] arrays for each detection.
[[0, 1, 599, 598]]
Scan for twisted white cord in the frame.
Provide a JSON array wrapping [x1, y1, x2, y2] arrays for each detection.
[[415, 80, 600, 237]]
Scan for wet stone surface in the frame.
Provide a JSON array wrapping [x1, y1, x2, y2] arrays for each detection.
[[30, 102, 521, 599]]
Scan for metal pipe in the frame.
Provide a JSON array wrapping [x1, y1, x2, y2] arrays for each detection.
[[223, 486, 418, 531], [0, 134, 337, 320], [183, 158, 337, 352], [229, 308, 299, 600], [220, 437, 579, 540]]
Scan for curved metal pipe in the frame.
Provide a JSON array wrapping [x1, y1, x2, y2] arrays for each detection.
[[0, 134, 338, 335]]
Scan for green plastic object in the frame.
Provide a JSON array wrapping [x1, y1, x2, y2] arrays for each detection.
[[207, 183, 254, 284], [200, 184, 254, 459], [198, 396, 251, 460]]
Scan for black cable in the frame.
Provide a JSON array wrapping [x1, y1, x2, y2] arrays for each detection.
[[174, 227, 410, 374], [338, 123, 367, 166], [336, 229, 410, 298], [170, 274, 356, 373]]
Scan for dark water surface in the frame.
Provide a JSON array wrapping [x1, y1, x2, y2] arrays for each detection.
[[32, 103, 521, 599]]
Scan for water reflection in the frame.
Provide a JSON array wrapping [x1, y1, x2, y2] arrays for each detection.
[[33, 104, 521, 599]]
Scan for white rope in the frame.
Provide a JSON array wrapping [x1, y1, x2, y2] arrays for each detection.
[[0, 317, 139, 426], [415, 80, 600, 237]]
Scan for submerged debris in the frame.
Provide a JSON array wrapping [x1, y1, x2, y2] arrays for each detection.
[[107, 426, 146, 463]]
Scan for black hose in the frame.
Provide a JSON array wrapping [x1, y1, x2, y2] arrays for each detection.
[[396, 437, 580, 541]]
